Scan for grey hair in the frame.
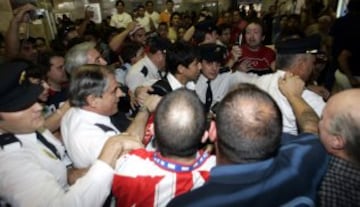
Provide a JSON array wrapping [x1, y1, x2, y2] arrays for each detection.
[[276, 53, 311, 70], [69, 64, 111, 107], [64, 41, 97, 75], [275, 54, 298, 69], [328, 113, 360, 164]]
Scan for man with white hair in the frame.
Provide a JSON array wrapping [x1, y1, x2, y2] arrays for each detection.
[[64, 41, 107, 75]]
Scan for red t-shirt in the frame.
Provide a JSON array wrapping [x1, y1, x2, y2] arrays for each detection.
[[237, 45, 276, 75]]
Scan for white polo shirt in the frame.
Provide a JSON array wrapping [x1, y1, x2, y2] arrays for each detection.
[[61, 107, 120, 168]]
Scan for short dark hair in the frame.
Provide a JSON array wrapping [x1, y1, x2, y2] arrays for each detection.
[[244, 18, 265, 36], [216, 84, 282, 163], [145, 0, 153, 6], [155, 89, 206, 157], [216, 23, 231, 36], [37, 51, 64, 74], [166, 41, 197, 75], [148, 36, 171, 54], [275, 53, 297, 69], [69, 64, 113, 107], [119, 42, 143, 63], [116, 0, 125, 7], [158, 22, 168, 28], [137, 4, 145, 10]]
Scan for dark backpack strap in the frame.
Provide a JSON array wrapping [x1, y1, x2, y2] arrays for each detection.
[[36, 131, 61, 160], [149, 79, 172, 96]]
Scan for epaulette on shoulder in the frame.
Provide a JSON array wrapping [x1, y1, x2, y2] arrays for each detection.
[[141, 66, 148, 77], [0, 133, 22, 152], [219, 67, 230, 74], [120, 65, 127, 71], [94, 123, 117, 133]]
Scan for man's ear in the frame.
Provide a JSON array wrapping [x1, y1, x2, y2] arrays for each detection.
[[177, 64, 186, 75], [208, 120, 218, 142], [86, 94, 98, 108], [331, 135, 346, 150]]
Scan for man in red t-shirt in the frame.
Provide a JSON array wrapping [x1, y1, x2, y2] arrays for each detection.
[[235, 20, 276, 75]]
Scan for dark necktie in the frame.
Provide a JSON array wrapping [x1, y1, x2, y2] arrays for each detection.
[[205, 80, 213, 112], [36, 131, 61, 160]]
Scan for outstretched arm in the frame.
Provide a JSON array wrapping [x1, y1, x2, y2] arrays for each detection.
[[5, 4, 35, 60], [125, 94, 161, 142], [109, 21, 137, 52]]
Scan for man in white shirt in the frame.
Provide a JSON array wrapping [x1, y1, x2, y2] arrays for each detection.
[[0, 61, 141, 207], [250, 36, 326, 135], [110, 0, 133, 29], [125, 36, 172, 93], [195, 43, 249, 113], [151, 41, 200, 95], [61, 64, 159, 168]]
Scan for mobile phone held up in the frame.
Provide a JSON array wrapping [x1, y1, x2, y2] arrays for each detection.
[[28, 8, 45, 20]]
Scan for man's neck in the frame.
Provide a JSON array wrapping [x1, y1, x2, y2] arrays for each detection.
[[246, 44, 261, 52], [174, 73, 187, 86], [148, 54, 162, 70], [82, 106, 106, 117], [163, 154, 197, 165]]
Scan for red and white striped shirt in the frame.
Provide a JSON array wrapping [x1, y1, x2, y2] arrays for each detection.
[[112, 149, 216, 207]]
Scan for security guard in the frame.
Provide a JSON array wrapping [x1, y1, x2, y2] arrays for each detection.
[[0, 61, 141, 206], [125, 36, 172, 93], [195, 43, 235, 113]]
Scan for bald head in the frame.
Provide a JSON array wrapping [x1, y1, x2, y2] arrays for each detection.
[[320, 89, 360, 164], [155, 89, 206, 157], [327, 89, 360, 116], [216, 84, 282, 164]]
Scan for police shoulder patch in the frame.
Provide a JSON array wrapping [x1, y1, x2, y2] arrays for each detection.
[[219, 67, 230, 74], [0, 133, 22, 152], [141, 66, 148, 77]]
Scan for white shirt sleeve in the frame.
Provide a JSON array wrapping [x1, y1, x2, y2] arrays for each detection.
[[0, 150, 113, 207]]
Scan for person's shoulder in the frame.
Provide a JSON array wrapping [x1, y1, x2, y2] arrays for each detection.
[[219, 66, 231, 74], [128, 59, 145, 73], [124, 12, 132, 18], [0, 134, 22, 154], [116, 148, 153, 169], [167, 185, 211, 207], [262, 45, 276, 54], [280, 132, 325, 151]]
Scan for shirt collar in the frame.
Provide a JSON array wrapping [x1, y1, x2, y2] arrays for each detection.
[[77, 108, 112, 125], [167, 73, 184, 90]]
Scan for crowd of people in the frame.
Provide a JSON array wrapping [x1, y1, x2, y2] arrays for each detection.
[[0, 0, 359, 206]]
